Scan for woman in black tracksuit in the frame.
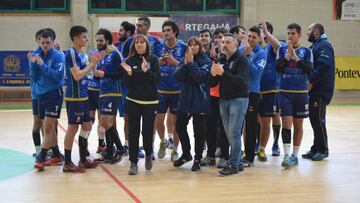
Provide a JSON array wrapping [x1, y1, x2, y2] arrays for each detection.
[[122, 34, 160, 175], [173, 36, 212, 171]]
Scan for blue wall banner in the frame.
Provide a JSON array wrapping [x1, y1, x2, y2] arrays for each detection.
[[170, 15, 237, 42], [0, 51, 30, 87]]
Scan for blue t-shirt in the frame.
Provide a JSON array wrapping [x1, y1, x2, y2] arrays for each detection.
[[64, 48, 89, 101], [156, 40, 187, 93], [98, 49, 123, 97], [276, 45, 313, 92]]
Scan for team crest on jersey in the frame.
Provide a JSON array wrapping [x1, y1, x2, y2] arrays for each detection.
[[174, 48, 182, 57], [298, 49, 305, 58]]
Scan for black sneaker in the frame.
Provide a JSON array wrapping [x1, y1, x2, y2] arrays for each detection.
[[219, 166, 239, 176], [173, 154, 193, 167], [302, 151, 316, 159], [109, 150, 125, 165], [191, 160, 201, 172]]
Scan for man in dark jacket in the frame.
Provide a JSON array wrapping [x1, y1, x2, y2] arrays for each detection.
[[302, 23, 335, 161], [208, 33, 249, 176]]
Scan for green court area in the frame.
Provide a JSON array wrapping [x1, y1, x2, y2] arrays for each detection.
[[0, 148, 34, 181]]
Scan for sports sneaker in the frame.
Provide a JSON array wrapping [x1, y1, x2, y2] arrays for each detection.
[[286, 155, 299, 168], [281, 154, 291, 168], [167, 138, 174, 149], [258, 149, 268, 162], [44, 157, 63, 166], [242, 151, 246, 159], [302, 151, 316, 159], [219, 166, 239, 176], [217, 158, 229, 169], [78, 159, 98, 169], [96, 145, 106, 154], [34, 161, 45, 171], [63, 162, 86, 173], [191, 160, 201, 172], [243, 159, 254, 167], [171, 150, 179, 162], [138, 148, 145, 158], [311, 152, 328, 161], [272, 144, 281, 156], [200, 156, 216, 166], [109, 150, 125, 165], [145, 155, 153, 170], [128, 163, 138, 175], [215, 147, 221, 158], [173, 154, 193, 167], [123, 145, 129, 156], [157, 141, 167, 159]]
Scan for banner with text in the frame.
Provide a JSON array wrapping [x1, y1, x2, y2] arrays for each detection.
[[170, 15, 237, 42], [335, 56, 360, 89], [334, 0, 360, 20], [0, 51, 30, 87]]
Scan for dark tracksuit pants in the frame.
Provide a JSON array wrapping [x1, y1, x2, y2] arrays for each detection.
[[127, 100, 157, 164], [309, 95, 329, 154], [245, 93, 260, 163]]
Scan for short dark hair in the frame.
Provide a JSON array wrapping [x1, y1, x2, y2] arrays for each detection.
[[213, 27, 229, 37], [40, 30, 54, 40], [162, 20, 179, 38], [138, 16, 151, 28], [44, 28, 56, 40], [229, 25, 246, 34], [198, 28, 212, 38], [121, 21, 136, 36], [35, 29, 46, 41], [249, 25, 261, 37], [96, 28, 113, 44], [69, 25, 88, 41], [265, 22, 273, 34], [313, 23, 325, 35], [287, 23, 301, 33]]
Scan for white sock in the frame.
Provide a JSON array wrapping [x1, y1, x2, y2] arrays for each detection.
[[283, 144, 291, 156], [260, 146, 265, 150], [168, 133, 173, 139], [124, 140, 129, 146], [292, 146, 300, 157], [35, 146, 41, 155], [173, 146, 178, 151]]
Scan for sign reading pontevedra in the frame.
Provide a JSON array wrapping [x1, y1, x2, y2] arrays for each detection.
[[335, 56, 360, 90], [0, 51, 30, 87], [170, 15, 237, 42]]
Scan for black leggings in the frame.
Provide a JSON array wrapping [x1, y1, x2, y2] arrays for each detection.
[[245, 93, 260, 163]]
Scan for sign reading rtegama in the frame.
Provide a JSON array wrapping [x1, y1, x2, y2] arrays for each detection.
[[0, 51, 30, 87]]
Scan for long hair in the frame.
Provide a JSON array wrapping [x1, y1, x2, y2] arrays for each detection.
[[187, 36, 204, 57], [127, 34, 150, 61]]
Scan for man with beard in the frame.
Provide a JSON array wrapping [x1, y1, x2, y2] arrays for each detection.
[[115, 21, 135, 54], [230, 25, 246, 47], [302, 23, 334, 161], [93, 28, 126, 164]]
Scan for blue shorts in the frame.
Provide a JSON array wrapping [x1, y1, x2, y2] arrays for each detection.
[[118, 81, 127, 117], [39, 89, 63, 119], [32, 99, 39, 115], [88, 89, 99, 111], [278, 92, 309, 118], [100, 96, 120, 116], [158, 93, 179, 114], [259, 93, 278, 117], [66, 101, 91, 124]]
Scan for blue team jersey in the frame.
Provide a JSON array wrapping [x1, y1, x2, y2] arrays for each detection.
[[114, 41, 124, 54], [239, 44, 267, 93], [156, 40, 187, 93], [34, 48, 64, 96], [87, 48, 100, 90], [276, 45, 313, 92], [64, 48, 89, 101], [98, 49, 123, 97], [260, 41, 286, 93], [122, 35, 161, 58]]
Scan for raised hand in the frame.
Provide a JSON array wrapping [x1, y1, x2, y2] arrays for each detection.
[[89, 51, 105, 66], [184, 47, 193, 65], [34, 55, 44, 65], [121, 63, 132, 76], [141, 56, 148, 73], [27, 52, 36, 63], [94, 69, 105, 78]]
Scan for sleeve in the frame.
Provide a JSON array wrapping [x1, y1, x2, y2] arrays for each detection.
[[187, 57, 211, 84], [123, 59, 132, 86], [276, 47, 288, 73], [173, 62, 188, 82], [249, 50, 267, 77], [104, 52, 124, 80], [144, 56, 161, 83], [207, 74, 220, 87], [221, 56, 249, 89], [309, 46, 332, 84], [297, 49, 313, 77], [68, 48, 78, 68], [121, 38, 132, 58], [39, 52, 64, 82]]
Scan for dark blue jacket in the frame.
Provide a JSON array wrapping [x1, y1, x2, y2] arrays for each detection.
[[309, 34, 335, 103], [173, 53, 211, 114]]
